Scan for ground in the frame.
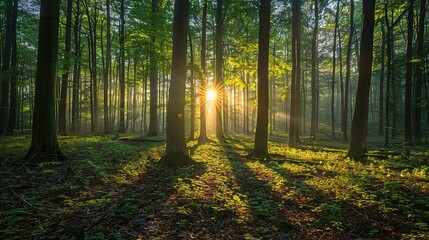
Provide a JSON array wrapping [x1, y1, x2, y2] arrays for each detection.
[[1, 134, 428, 239]]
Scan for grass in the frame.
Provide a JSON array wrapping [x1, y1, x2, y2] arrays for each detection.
[[0, 134, 428, 239]]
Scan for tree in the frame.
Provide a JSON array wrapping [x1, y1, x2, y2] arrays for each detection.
[[71, 0, 81, 133], [188, 28, 196, 140], [414, 0, 426, 143], [288, 0, 301, 147], [6, 0, 18, 134], [198, 0, 209, 144], [148, 0, 159, 136], [331, 0, 340, 139], [215, 0, 224, 139], [24, 0, 65, 161], [342, 0, 354, 142], [103, 0, 111, 133], [0, 0, 13, 133], [253, 0, 271, 158], [159, 0, 194, 167], [404, 0, 414, 143], [58, 0, 73, 135], [347, 0, 375, 162], [310, 0, 319, 140], [119, 0, 126, 133]]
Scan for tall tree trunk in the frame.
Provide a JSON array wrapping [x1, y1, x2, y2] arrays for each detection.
[[160, 0, 194, 167], [310, 0, 318, 140], [331, 0, 340, 139], [215, 0, 224, 139], [71, 0, 81, 133], [378, 22, 385, 135], [6, 0, 18, 134], [404, 0, 414, 143], [0, 0, 12, 133], [198, 0, 209, 143], [132, 58, 138, 132], [347, 0, 375, 162], [188, 29, 196, 141], [24, 0, 65, 161], [414, 0, 425, 143], [343, 0, 354, 142], [148, 0, 159, 136], [103, 0, 111, 133], [253, 0, 271, 158], [289, 0, 301, 147], [58, 0, 73, 135], [119, 0, 126, 132]]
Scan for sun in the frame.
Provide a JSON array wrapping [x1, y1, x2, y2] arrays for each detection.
[[206, 88, 217, 102]]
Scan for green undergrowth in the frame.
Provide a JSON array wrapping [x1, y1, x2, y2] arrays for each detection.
[[0, 134, 428, 239]]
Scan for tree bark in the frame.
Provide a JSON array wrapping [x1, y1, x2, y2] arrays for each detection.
[[103, 0, 111, 133], [58, 0, 73, 135], [414, 0, 425, 143], [310, 0, 318, 140], [343, 0, 354, 141], [71, 0, 81, 133], [119, 0, 126, 132], [188, 28, 196, 141], [160, 0, 194, 167], [253, 0, 271, 158], [347, 0, 375, 162], [378, 22, 385, 135], [215, 0, 224, 139], [148, 0, 159, 136], [198, 0, 209, 144], [6, 0, 18, 134], [24, 0, 65, 161], [0, 0, 12, 133], [331, 0, 340, 139], [404, 0, 414, 143]]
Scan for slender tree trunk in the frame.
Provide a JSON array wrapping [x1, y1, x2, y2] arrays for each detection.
[[119, 0, 126, 132], [198, 0, 209, 143], [6, 0, 18, 134], [58, 0, 73, 135], [289, 0, 301, 147], [71, 0, 81, 133], [343, 0, 354, 141], [347, 0, 375, 162], [103, 0, 111, 133], [404, 0, 414, 143], [188, 29, 196, 140], [148, 0, 159, 136], [24, 0, 65, 161], [379, 22, 385, 135], [0, 0, 12, 133], [215, 0, 224, 139], [160, 0, 194, 167], [254, 0, 271, 158], [310, 0, 318, 139], [414, 0, 425, 143], [331, 0, 340, 139]]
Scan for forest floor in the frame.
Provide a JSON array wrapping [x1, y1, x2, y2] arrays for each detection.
[[1, 133, 429, 239]]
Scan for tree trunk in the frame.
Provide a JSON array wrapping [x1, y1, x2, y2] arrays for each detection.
[[119, 0, 126, 132], [404, 0, 414, 143], [414, 0, 425, 143], [58, 0, 73, 135], [148, 0, 159, 136], [103, 0, 111, 133], [378, 22, 385, 135], [0, 0, 12, 133], [310, 0, 318, 140], [71, 0, 81, 133], [198, 0, 209, 143], [215, 0, 224, 139], [347, 0, 375, 162], [24, 0, 65, 161], [188, 29, 196, 141], [160, 0, 194, 167], [253, 0, 271, 158], [343, 0, 353, 142], [7, 0, 18, 134], [288, 0, 301, 147], [331, 0, 340, 139]]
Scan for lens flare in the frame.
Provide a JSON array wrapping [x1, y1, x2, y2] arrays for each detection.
[[206, 88, 217, 102]]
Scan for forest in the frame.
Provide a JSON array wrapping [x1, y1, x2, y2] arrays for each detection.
[[0, 0, 428, 239]]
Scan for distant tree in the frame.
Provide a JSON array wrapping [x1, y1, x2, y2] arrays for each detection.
[[288, 0, 301, 147], [71, 0, 81, 133], [253, 0, 271, 158], [198, 0, 209, 144], [331, 0, 340, 139], [188, 28, 196, 141], [404, 0, 414, 143], [0, 0, 13, 133], [58, 0, 73, 135], [24, 0, 65, 161], [159, 0, 194, 167], [310, 0, 319, 140], [119, 0, 126, 133], [6, 0, 18, 134], [347, 0, 375, 162], [103, 0, 111, 133], [414, 0, 426, 143], [148, 0, 159, 136], [215, 0, 224, 139]]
